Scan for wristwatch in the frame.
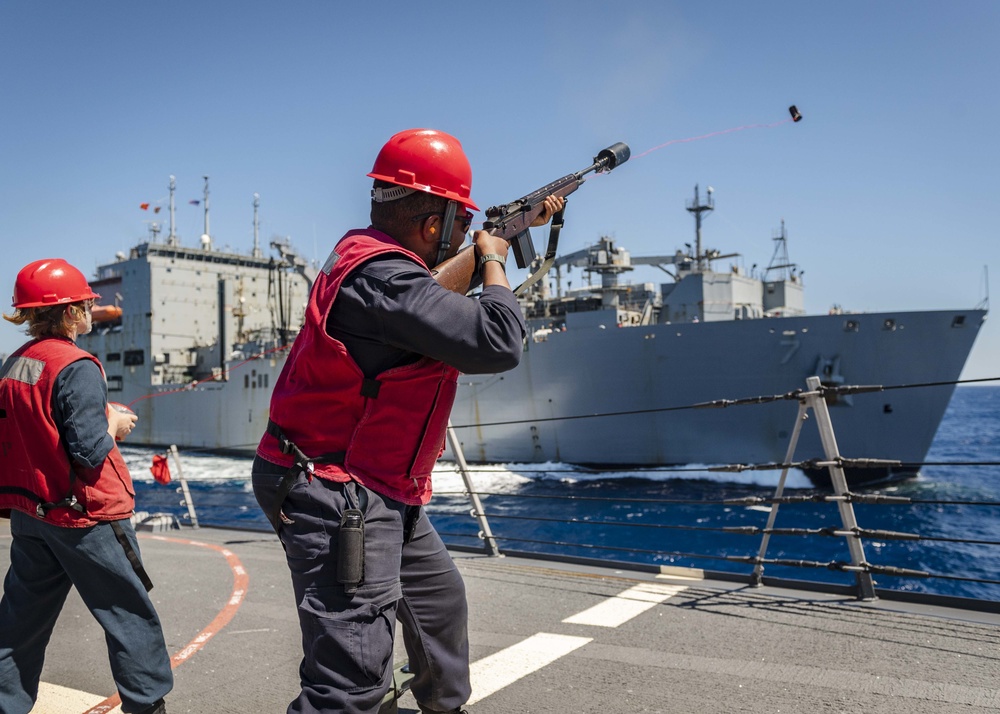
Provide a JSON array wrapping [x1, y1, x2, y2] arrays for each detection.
[[478, 253, 507, 270]]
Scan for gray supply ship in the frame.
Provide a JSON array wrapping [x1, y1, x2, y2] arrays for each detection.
[[77, 179, 988, 486]]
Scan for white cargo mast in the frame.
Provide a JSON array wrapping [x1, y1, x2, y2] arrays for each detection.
[[200, 176, 212, 250], [167, 175, 179, 246]]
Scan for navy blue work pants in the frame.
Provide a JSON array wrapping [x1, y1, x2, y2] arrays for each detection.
[[0, 510, 173, 714], [252, 456, 470, 714]]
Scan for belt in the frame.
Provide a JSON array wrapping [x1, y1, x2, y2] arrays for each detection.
[[265, 419, 345, 531]]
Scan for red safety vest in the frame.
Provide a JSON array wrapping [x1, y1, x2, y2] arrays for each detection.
[[257, 229, 459, 505], [0, 337, 135, 527]]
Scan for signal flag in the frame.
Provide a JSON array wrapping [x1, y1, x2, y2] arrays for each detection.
[[150, 454, 172, 485]]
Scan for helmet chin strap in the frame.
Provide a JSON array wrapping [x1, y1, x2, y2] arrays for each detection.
[[434, 200, 459, 267]]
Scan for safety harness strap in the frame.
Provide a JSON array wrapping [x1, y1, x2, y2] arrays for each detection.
[[0, 485, 85, 519], [360, 378, 382, 399], [110, 520, 154, 592]]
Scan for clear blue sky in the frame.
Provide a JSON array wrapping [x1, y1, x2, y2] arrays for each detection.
[[2, 1, 997, 380]]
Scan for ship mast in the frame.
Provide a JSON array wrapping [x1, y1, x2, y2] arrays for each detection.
[[201, 175, 212, 249], [253, 193, 262, 258], [685, 184, 714, 271], [765, 219, 795, 282], [167, 175, 178, 246]]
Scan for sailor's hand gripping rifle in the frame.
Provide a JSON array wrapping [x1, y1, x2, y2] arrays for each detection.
[[432, 142, 631, 296]]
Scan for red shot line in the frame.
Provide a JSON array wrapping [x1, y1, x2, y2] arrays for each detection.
[[632, 118, 793, 159], [125, 343, 291, 409], [81, 535, 250, 714]]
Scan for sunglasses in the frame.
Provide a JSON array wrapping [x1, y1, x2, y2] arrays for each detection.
[[411, 210, 474, 234]]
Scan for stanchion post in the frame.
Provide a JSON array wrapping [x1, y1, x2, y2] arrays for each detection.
[[169, 444, 200, 529], [446, 421, 501, 557], [750, 400, 810, 587], [804, 376, 877, 601]]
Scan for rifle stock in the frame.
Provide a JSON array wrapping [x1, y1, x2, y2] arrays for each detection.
[[432, 142, 630, 295], [433, 245, 480, 294]]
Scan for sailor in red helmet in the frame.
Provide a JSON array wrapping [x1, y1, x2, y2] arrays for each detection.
[[252, 129, 563, 714], [0, 259, 172, 714]]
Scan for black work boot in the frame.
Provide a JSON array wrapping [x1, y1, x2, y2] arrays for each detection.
[[136, 699, 166, 714]]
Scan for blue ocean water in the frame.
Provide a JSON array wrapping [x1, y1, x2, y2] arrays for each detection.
[[126, 385, 1000, 602]]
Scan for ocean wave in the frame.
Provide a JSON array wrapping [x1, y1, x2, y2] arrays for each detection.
[[119, 446, 813, 491]]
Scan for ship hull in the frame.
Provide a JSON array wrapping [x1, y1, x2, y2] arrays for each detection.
[[447, 308, 986, 487], [127, 351, 286, 455]]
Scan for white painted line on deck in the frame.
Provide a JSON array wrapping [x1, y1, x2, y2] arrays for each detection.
[[34, 683, 119, 713], [562, 582, 687, 628], [655, 567, 704, 581], [467, 632, 591, 706]]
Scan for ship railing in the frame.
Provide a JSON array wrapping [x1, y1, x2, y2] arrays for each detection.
[[129, 374, 1000, 611], [429, 373, 1000, 611]]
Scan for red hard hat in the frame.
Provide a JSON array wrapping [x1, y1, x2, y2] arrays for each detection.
[[12, 258, 100, 309], [368, 128, 479, 211]]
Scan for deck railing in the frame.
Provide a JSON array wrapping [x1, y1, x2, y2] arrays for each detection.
[[130, 375, 1000, 612]]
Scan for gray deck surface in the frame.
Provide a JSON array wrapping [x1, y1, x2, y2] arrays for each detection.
[[1, 521, 998, 713]]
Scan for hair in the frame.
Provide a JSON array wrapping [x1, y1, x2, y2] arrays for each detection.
[[3, 302, 87, 338], [370, 180, 449, 238]]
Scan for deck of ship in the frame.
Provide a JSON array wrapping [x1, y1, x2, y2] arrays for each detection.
[[2, 521, 998, 714]]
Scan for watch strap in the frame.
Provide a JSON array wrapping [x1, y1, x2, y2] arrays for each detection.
[[478, 253, 506, 269]]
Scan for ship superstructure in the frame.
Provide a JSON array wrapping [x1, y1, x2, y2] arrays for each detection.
[[78, 177, 311, 452], [518, 185, 804, 329]]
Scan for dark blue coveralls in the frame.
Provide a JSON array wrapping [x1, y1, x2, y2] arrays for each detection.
[[253, 253, 525, 714]]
